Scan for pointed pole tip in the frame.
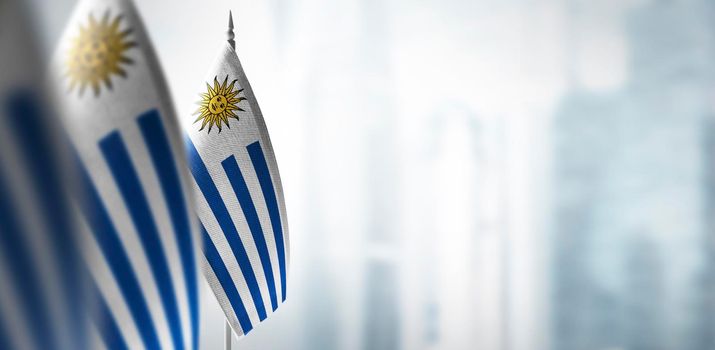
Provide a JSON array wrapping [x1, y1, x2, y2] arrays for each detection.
[[227, 10, 236, 50]]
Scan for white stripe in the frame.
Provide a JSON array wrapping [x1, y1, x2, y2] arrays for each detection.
[[209, 149, 274, 315], [0, 125, 41, 350], [78, 211, 143, 349], [0, 249, 34, 350], [193, 178, 262, 326], [201, 255, 248, 337], [0, 123, 71, 348], [164, 111, 200, 349], [81, 145, 173, 350], [233, 63, 291, 293], [122, 123, 191, 348], [232, 146, 282, 308], [88, 319, 109, 350], [266, 149, 291, 287]]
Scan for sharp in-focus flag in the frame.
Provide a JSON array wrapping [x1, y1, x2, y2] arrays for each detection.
[[184, 12, 290, 338], [0, 1, 84, 349], [51, 0, 200, 348]]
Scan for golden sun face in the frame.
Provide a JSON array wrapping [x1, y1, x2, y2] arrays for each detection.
[[66, 12, 136, 96], [194, 76, 246, 133]]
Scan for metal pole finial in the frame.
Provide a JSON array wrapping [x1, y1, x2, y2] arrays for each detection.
[[227, 11, 236, 50]]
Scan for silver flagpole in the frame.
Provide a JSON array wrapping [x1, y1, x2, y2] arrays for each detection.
[[224, 320, 232, 350], [224, 13, 235, 350], [228, 10, 236, 50]]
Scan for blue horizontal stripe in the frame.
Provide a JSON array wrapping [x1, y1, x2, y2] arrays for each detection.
[[138, 110, 198, 349], [222, 155, 278, 311], [74, 153, 161, 350], [185, 137, 267, 320], [247, 142, 287, 302], [99, 131, 184, 350], [201, 222, 253, 333]]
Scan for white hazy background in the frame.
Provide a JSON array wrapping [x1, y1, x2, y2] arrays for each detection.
[[26, 0, 715, 349]]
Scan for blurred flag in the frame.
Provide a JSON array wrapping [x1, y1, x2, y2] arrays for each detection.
[[0, 1, 84, 349], [50, 0, 199, 348], [184, 13, 290, 338]]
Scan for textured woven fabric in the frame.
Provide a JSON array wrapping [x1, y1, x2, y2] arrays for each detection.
[[184, 42, 289, 338], [51, 0, 200, 348], [0, 1, 84, 349]]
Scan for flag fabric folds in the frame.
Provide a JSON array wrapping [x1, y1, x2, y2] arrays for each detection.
[[184, 23, 290, 338], [0, 1, 84, 349], [51, 0, 199, 348]]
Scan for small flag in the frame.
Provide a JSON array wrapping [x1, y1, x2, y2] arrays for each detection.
[[0, 1, 84, 349], [51, 0, 199, 348], [184, 12, 290, 338]]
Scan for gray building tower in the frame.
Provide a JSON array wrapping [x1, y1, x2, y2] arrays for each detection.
[[551, 0, 715, 349]]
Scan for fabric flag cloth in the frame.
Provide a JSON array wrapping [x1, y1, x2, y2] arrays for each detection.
[[50, 0, 200, 349], [184, 15, 290, 338], [0, 1, 85, 349]]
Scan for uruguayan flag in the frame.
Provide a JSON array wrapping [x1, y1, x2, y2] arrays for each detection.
[[51, 0, 199, 349], [183, 14, 289, 338], [0, 1, 85, 350]]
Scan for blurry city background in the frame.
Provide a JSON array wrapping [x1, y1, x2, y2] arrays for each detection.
[[25, 0, 715, 349]]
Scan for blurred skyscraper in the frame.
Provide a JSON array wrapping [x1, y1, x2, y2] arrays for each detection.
[[696, 116, 715, 350], [551, 1, 715, 349], [360, 0, 401, 347]]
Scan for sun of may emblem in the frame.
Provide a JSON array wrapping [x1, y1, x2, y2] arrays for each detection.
[[66, 11, 136, 96], [194, 76, 246, 133]]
